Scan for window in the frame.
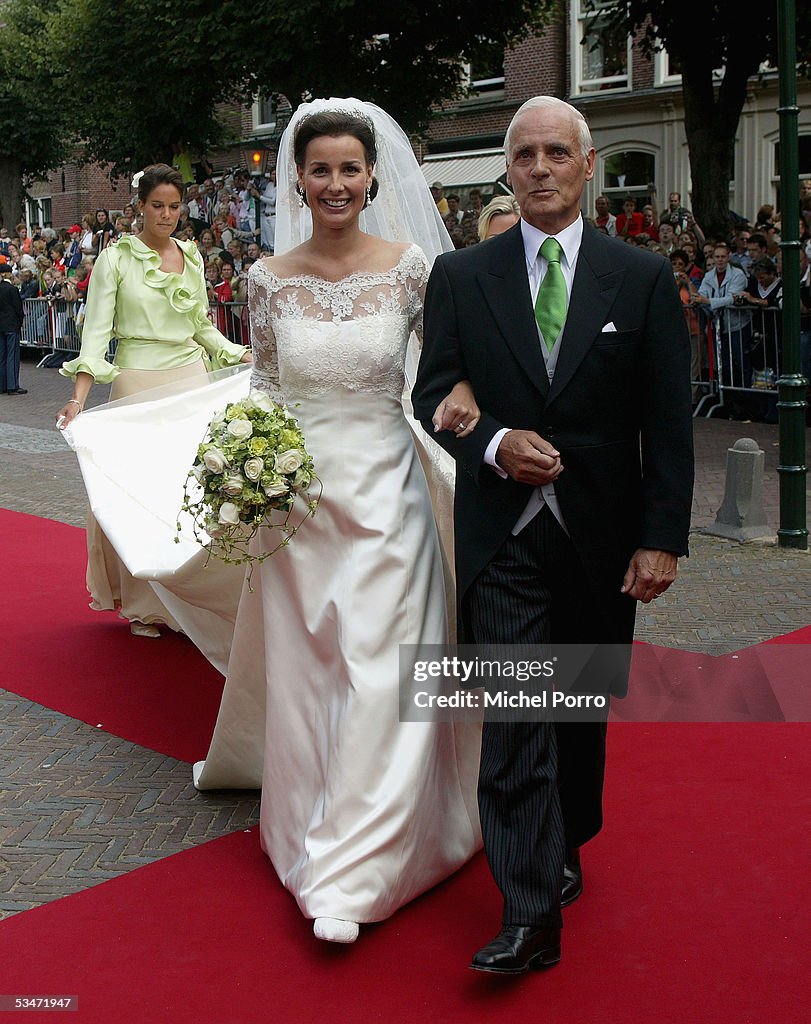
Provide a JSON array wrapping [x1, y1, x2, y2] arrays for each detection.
[[26, 197, 52, 229], [253, 94, 279, 132], [572, 0, 630, 95], [600, 150, 656, 210], [772, 135, 811, 212], [774, 136, 811, 178], [654, 49, 682, 86], [468, 55, 505, 94], [462, 48, 505, 96], [654, 46, 724, 86]]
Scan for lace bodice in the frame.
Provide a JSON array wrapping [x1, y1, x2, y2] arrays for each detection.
[[247, 244, 428, 401]]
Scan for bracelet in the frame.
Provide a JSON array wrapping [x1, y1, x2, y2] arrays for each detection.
[[67, 399, 83, 410]]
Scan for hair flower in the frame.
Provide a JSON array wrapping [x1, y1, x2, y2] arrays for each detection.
[[131, 170, 145, 190]]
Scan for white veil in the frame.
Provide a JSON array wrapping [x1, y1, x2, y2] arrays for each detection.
[[275, 97, 459, 621], [274, 96, 454, 265]]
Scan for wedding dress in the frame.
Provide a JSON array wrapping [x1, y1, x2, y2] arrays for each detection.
[[194, 244, 482, 925]]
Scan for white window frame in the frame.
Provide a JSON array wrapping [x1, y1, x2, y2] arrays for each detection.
[[599, 146, 657, 205], [571, 0, 631, 96], [26, 196, 52, 230], [461, 60, 505, 95], [654, 49, 681, 87], [654, 46, 727, 87], [252, 95, 278, 134]]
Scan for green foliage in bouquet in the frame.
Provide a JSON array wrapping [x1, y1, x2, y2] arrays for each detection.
[[178, 392, 320, 576]]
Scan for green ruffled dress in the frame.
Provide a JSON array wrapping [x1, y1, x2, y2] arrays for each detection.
[[61, 235, 247, 630]]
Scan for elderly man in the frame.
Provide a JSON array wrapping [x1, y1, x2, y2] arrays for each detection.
[[413, 95, 693, 974]]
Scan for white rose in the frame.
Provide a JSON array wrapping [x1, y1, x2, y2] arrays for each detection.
[[191, 464, 207, 484], [218, 502, 241, 526], [210, 410, 227, 430], [203, 448, 229, 474], [206, 519, 227, 539], [227, 418, 253, 440], [243, 457, 264, 481], [220, 474, 245, 496], [263, 477, 289, 498], [275, 448, 304, 474], [292, 467, 311, 491], [250, 392, 277, 413]]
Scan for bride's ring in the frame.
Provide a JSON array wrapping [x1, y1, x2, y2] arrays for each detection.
[[456, 423, 466, 432]]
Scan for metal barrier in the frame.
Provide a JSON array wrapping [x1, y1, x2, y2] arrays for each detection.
[[20, 297, 780, 414], [21, 298, 82, 353], [681, 303, 717, 415], [695, 306, 783, 421], [21, 297, 249, 365], [207, 301, 249, 346]]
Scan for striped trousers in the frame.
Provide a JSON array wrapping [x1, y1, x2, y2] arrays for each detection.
[[465, 506, 633, 926]]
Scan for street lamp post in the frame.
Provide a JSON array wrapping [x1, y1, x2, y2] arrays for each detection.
[[776, 0, 808, 549], [239, 96, 292, 247], [241, 143, 272, 239]]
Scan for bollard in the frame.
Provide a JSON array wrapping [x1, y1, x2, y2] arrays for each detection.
[[703, 438, 772, 542]]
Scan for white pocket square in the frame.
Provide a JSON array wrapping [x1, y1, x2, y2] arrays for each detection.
[[601, 322, 617, 333]]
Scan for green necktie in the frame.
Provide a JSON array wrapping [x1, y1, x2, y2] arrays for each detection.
[[535, 237, 567, 352]]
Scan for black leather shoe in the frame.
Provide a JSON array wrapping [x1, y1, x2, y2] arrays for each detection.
[[470, 925, 561, 975], [6, 388, 27, 395], [561, 847, 583, 907]]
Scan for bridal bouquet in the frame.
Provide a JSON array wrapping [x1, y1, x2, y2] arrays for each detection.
[[178, 392, 320, 574]]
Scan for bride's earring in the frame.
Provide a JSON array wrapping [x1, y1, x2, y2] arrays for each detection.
[[365, 184, 372, 209], [296, 183, 306, 208]]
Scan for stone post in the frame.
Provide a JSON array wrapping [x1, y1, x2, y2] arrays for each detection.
[[703, 438, 772, 542]]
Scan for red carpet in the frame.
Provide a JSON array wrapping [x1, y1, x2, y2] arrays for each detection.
[[3, 508, 810, 1021], [1, 509, 224, 763], [765, 622, 811, 643], [1, 725, 810, 1023]]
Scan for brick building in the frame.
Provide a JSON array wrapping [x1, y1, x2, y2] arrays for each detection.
[[25, 101, 256, 232], [415, 10, 811, 227], [25, 12, 811, 233]]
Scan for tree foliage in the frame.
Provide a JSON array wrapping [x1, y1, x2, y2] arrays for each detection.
[[589, 0, 811, 236], [42, 0, 246, 179], [198, 0, 557, 135], [35, 0, 559, 185], [0, 0, 70, 225], [1, 0, 560, 217]]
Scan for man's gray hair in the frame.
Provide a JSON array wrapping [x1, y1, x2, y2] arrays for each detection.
[[504, 96, 593, 161]]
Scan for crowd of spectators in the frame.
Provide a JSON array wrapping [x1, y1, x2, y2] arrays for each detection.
[[428, 178, 811, 421], [1, 170, 809, 412], [0, 164, 277, 352], [575, 182, 811, 420], [610, 186, 810, 415]]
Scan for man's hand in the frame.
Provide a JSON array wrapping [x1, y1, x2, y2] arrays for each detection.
[[496, 430, 562, 485], [621, 548, 678, 603], [432, 379, 480, 438]]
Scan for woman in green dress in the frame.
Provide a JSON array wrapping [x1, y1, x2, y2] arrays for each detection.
[[56, 163, 252, 637]]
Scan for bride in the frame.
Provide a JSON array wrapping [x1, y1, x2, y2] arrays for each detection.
[[194, 99, 483, 944]]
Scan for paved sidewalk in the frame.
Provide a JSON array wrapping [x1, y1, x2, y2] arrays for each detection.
[[1, 347, 809, 918], [4, 349, 810, 651]]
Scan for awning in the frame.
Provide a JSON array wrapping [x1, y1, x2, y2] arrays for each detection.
[[421, 149, 506, 189]]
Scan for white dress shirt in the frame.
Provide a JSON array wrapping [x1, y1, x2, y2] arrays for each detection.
[[483, 217, 583, 535]]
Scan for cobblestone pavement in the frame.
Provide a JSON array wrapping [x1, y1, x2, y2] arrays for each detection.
[[0, 692, 259, 920], [1, 349, 809, 916]]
